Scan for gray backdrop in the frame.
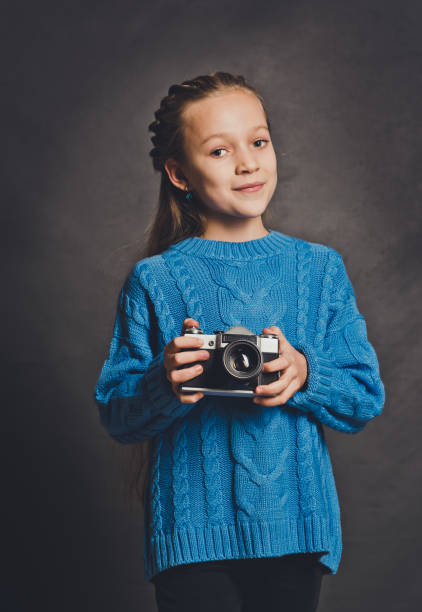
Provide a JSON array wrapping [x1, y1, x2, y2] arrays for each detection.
[[4, 0, 421, 610]]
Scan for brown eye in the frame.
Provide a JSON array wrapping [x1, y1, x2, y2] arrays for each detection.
[[254, 139, 269, 148], [211, 148, 227, 157]]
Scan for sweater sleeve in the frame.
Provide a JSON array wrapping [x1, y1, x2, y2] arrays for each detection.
[[286, 250, 386, 433], [93, 265, 199, 443]]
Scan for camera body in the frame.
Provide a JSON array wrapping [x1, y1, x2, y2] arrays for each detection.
[[177, 325, 281, 398]]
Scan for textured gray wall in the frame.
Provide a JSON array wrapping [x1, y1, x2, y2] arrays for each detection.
[[4, 0, 421, 610]]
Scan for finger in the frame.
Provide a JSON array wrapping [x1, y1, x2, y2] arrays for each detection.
[[168, 362, 205, 384], [254, 378, 298, 406], [255, 366, 295, 396], [172, 383, 204, 403], [263, 325, 284, 336], [176, 390, 205, 404], [171, 374, 205, 403], [262, 355, 289, 372], [277, 379, 301, 405], [263, 326, 288, 351], [170, 349, 210, 368], [181, 317, 199, 333], [171, 334, 205, 351]]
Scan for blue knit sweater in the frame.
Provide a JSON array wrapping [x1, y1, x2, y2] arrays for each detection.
[[94, 229, 385, 582]]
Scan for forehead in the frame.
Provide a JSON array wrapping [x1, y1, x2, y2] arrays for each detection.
[[181, 90, 266, 143]]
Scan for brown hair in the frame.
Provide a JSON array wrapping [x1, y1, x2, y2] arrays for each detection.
[[125, 71, 274, 510]]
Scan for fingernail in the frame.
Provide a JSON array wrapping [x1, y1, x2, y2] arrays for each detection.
[[256, 386, 263, 393]]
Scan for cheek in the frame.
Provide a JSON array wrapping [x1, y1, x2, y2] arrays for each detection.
[[194, 164, 222, 188], [195, 178, 226, 207], [266, 148, 278, 172], [201, 171, 230, 194]]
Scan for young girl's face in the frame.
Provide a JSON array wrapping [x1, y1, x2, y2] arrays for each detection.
[[172, 89, 277, 223]]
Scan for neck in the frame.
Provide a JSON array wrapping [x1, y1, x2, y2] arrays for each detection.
[[199, 217, 269, 242]]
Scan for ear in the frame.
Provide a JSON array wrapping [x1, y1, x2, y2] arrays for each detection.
[[163, 158, 189, 191]]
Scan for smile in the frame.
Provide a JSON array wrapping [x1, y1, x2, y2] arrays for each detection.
[[234, 183, 264, 193]]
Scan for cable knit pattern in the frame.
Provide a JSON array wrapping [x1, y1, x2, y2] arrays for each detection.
[[119, 289, 150, 328], [93, 229, 385, 582], [295, 241, 312, 345], [286, 246, 378, 433], [205, 258, 286, 329], [163, 250, 225, 526], [311, 421, 329, 516], [162, 250, 207, 332], [138, 263, 176, 347], [172, 420, 191, 527], [150, 435, 163, 536], [231, 407, 289, 520], [294, 240, 317, 516], [315, 250, 338, 348], [200, 403, 224, 523]]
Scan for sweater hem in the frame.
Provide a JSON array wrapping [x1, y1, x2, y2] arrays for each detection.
[[143, 514, 341, 582]]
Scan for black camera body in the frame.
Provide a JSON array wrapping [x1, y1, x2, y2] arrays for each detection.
[[177, 325, 281, 398]]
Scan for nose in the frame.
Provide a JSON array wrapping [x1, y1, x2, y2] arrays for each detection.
[[235, 147, 259, 174]]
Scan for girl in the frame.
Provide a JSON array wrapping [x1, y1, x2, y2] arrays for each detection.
[[94, 72, 385, 612]]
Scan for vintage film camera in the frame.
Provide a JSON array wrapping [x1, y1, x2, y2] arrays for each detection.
[[177, 325, 281, 398]]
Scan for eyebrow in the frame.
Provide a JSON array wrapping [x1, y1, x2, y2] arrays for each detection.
[[200, 125, 269, 146]]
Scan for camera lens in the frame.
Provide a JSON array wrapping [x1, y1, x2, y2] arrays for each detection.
[[223, 340, 263, 380], [232, 349, 253, 372]]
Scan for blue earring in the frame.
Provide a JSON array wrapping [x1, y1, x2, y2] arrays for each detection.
[[185, 190, 193, 201]]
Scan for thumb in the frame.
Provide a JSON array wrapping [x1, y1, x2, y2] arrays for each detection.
[[181, 318, 199, 334]]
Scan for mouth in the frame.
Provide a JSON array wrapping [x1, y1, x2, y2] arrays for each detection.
[[234, 182, 265, 193]]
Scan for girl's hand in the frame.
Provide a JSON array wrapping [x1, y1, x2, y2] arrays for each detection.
[[253, 325, 308, 406], [164, 318, 210, 403]]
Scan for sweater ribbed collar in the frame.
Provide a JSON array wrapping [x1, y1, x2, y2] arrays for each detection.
[[169, 229, 292, 260]]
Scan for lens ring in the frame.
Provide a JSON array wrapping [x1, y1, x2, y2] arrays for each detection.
[[222, 340, 263, 380]]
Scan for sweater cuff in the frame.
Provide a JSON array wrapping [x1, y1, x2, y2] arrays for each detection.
[[140, 349, 192, 418], [288, 342, 335, 413]]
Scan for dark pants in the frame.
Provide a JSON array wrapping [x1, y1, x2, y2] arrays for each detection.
[[152, 553, 325, 612]]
